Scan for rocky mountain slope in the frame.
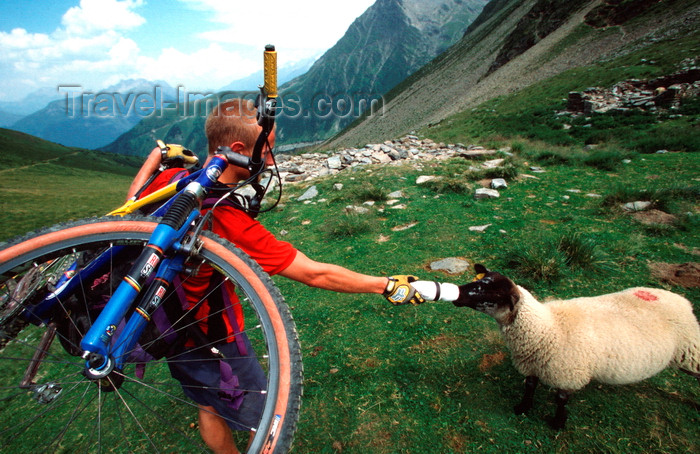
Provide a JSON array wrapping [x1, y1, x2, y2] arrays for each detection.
[[101, 0, 488, 156], [326, 0, 700, 148], [277, 0, 488, 145]]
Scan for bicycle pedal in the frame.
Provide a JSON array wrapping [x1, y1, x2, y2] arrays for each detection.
[[32, 382, 62, 404]]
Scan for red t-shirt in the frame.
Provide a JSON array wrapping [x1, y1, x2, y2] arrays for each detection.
[[138, 168, 297, 343]]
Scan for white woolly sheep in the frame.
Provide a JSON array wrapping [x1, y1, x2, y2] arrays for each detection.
[[445, 264, 700, 429]]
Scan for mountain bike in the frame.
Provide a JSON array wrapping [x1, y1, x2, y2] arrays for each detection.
[[0, 45, 302, 453]]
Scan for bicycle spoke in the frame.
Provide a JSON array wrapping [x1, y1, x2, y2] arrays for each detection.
[[0, 335, 84, 368], [47, 381, 96, 451], [0, 377, 91, 450], [0, 218, 302, 453], [114, 392, 137, 454], [120, 361, 263, 431], [109, 374, 160, 453], [96, 384, 103, 454], [117, 381, 209, 453]]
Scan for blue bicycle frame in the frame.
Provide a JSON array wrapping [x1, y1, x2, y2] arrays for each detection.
[[75, 154, 234, 375]]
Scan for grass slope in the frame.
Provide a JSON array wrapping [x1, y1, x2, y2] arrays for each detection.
[[0, 128, 140, 239], [1, 134, 698, 452], [260, 148, 698, 453], [425, 28, 700, 153]]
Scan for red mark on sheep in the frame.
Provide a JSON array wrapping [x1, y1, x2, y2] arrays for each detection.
[[634, 290, 658, 301]]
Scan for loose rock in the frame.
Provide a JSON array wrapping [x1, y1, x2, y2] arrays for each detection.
[[491, 178, 507, 189], [298, 185, 319, 201], [474, 188, 500, 199], [429, 258, 470, 275]]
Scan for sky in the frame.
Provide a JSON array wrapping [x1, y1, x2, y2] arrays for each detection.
[[0, 0, 376, 102]]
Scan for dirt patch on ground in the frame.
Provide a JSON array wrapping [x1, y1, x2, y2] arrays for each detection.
[[409, 334, 463, 355], [478, 351, 506, 372], [349, 414, 395, 452], [674, 243, 700, 256], [632, 209, 678, 225], [648, 262, 700, 288]]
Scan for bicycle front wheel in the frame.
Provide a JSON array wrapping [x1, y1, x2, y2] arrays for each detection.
[[0, 216, 302, 453]]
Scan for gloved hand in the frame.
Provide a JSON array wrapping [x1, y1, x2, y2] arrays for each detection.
[[383, 275, 425, 306], [157, 140, 199, 168]]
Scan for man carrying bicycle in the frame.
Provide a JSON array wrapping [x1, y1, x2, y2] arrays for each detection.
[[128, 98, 425, 454]]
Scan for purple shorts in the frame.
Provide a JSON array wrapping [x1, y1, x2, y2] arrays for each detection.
[[168, 333, 267, 431]]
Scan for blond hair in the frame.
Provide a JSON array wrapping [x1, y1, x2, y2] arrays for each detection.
[[205, 99, 260, 154]]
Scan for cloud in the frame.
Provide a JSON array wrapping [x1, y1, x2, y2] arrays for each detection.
[[0, 28, 52, 51], [0, 0, 375, 101], [0, 0, 270, 99], [122, 44, 259, 92], [0, 0, 147, 100], [178, 0, 374, 60], [61, 0, 145, 36]]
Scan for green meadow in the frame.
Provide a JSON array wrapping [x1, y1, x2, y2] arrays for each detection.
[[1, 37, 698, 449]]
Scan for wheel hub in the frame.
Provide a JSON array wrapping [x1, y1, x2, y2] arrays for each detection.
[[83, 355, 124, 391]]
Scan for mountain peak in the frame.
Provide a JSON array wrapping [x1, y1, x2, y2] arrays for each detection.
[[275, 0, 489, 145], [401, 0, 475, 31]]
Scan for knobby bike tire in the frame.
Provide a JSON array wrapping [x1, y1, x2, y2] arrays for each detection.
[[0, 216, 303, 453]]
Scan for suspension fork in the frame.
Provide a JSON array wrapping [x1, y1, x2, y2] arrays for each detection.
[[79, 209, 200, 375], [80, 158, 229, 376], [110, 253, 186, 370]]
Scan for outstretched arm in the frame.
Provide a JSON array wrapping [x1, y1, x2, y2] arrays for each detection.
[[279, 251, 389, 294], [279, 252, 425, 305]]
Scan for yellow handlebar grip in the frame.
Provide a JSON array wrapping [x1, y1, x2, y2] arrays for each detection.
[[264, 44, 278, 98]]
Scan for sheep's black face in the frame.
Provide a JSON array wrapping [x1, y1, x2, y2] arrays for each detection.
[[453, 265, 520, 322]]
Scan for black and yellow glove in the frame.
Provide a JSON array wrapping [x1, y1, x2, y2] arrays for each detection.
[[157, 140, 199, 169], [383, 275, 425, 306]]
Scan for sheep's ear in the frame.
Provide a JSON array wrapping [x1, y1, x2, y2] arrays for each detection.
[[508, 286, 521, 312], [473, 264, 488, 281]]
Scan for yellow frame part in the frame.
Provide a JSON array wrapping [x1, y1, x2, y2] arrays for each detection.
[[107, 181, 180, 216]]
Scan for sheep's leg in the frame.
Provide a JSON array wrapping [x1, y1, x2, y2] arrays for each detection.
[[549, 389, 570, 430], [514, 375, 539, 415], [678, 368, 700, 386]]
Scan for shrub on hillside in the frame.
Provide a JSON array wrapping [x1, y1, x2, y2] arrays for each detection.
[[321, 212, 378, 239]]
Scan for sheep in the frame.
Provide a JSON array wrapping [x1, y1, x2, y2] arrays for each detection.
[[420, 264, 700, 429]]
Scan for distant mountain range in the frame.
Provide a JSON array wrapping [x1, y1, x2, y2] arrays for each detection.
[[218, 56, 318, 92], [15, 0, 693, 160], [275, 0, 490, 145], [0, 87, 64, 117], [3, 56, 318, 150], [0, 87, 62, 128], [99, 0, 489, 155], [10, 80, 178, 149], [0, 110, 23, 128], [4, 0, 697, 168]]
